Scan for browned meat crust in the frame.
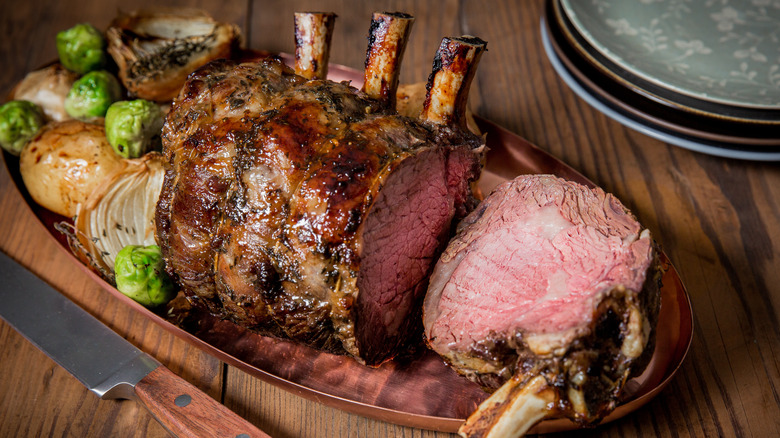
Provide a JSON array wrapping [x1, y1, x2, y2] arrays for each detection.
[[155, 57, 484, 363]]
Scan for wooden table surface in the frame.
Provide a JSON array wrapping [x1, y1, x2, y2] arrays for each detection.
[[2, 0, 779, 437]]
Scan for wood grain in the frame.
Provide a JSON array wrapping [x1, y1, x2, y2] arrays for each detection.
[[2, 0, 780, 437]]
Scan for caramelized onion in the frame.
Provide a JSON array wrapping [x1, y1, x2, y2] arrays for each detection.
[[70, 152, 165, 277], [106, 9, 242, 102]]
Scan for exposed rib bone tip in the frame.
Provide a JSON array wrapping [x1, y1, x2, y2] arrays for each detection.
[[421, 36, 487, 127], [294, 12, 337, 80], [362, 11, 415, 107], [459, 375, 555, 438]]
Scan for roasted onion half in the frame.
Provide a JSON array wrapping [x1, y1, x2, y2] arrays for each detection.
[[10, 64, 78, 122], [106, 9, 242, 102], [65, 152, 165, 280]]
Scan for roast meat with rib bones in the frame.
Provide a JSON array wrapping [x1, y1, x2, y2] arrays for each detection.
[[155, 11, 487, 366]]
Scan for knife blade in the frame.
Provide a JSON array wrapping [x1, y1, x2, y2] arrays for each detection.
[[0, 250, 270, 438]]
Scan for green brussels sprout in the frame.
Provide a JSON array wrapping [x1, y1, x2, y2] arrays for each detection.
[[56, 23, 108, 74], [64, 71, 122, 120], [115, 245, 177, 308], [0, 100, 45, 156], [105, 100, 164, 158]]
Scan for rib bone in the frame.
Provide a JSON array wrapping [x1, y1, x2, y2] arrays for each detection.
[[459, 375, 556, 438], [421, 36, 487, 127], [294, 12, 337, 79], [362, 12, 414, 107], [458, 291, 651, 437]]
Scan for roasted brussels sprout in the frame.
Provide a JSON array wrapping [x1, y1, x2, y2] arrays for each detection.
[[56, 23, 108, 74], [105, 99, 163, 158], [114, 244, 177, 307], [0, 100, 45, 156], [64, 71, 122, 119]]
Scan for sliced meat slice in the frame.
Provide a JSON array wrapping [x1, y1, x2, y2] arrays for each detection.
[[355, 144, 481, 365], [423, 174, 661, 435]]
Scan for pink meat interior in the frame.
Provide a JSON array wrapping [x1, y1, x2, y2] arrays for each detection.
[[426, 176, 653, 350], [355, 147, 470, 365]]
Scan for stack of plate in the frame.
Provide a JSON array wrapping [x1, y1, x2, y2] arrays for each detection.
[[542, 0, 780, 160]]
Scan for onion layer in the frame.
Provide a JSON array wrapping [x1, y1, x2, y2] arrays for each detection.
[[71, 152, 165, 278]]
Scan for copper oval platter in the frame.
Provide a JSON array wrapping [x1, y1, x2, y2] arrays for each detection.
[[2, 58, 693, 434]]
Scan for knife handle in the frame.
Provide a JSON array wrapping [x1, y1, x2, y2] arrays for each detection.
[[134, 365, 270, 438]]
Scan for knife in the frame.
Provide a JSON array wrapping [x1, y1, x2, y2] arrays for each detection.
[[0, 250, 270, 438]]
